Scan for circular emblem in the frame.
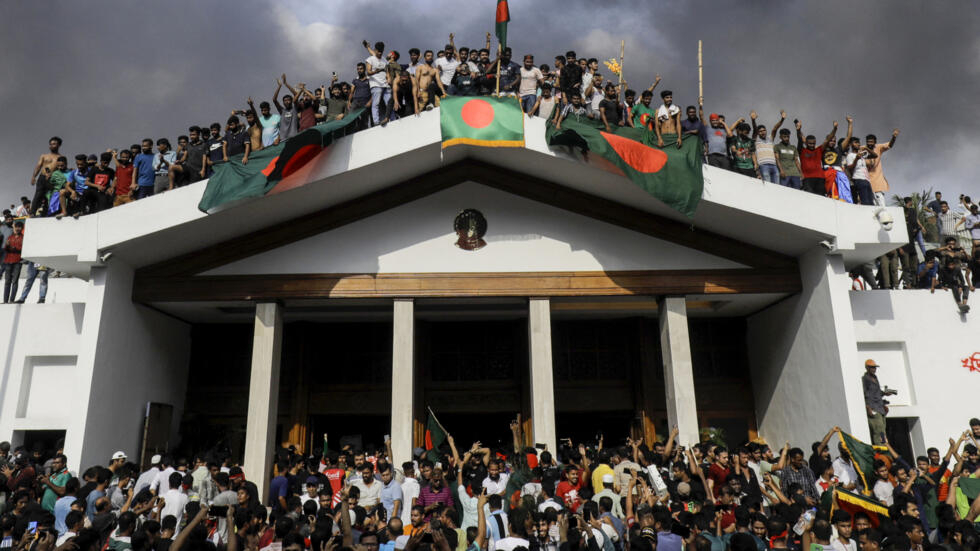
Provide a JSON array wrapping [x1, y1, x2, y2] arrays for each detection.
[[453, 209, 487, 251], [823, 150, 838, 166]]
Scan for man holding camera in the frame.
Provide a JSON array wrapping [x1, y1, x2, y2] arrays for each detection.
[[862, 359, 896, 444]]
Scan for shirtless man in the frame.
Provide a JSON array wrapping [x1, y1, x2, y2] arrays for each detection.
[[31, 137, 63, 216], [415, 50, 446, 110], [244, 98, 264, 165], [655, 90, 683, 148]]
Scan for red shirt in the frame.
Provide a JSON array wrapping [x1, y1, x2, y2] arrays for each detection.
[[707, 463, 731, 489], [556, 479, 584, 511], [115, 164, 135, 196], [3, 232, 23, 264], [298, 104, 317, 131], [799, 145, 825, 179]]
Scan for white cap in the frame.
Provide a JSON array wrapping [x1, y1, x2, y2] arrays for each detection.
[[150, 454, 162, 464], [601, 474, 614, 484], [111, 451, 127, 461]]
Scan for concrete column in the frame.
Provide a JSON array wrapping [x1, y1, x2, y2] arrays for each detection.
[[390, 299, 415, 466], [658, 296, 700, 446], [528, 298, 557, 455], [243, 301, 283, 505]]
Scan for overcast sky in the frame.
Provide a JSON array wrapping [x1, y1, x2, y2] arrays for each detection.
[[2, 1, 978, 209]]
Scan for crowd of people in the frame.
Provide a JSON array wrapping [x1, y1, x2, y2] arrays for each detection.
[[3, 34, 977, 305], [847, 192, 980, 314], [3, 406, 980, 551]]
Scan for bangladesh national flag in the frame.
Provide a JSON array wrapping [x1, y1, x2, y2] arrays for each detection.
[[495, 0, 510, 50], [424, 408, 447, 451], [440, 96, 524, 149], [545, 117, 704, 217], [830, 488, 889, 527], [837, 430, 877, 496], [198, 108, 365, 213]]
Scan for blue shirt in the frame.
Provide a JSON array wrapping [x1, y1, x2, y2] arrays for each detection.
[[134, 152, 156, 187], [69, 168, 89, 193], [86, 489, 105, 521], [54, 495, 76, 534], [269, 475, 288, 510], [380, 479, 403, 519]]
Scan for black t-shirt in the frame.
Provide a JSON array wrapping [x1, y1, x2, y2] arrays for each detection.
[[225, 129, 249, 157], [88, 166, 115, 192], [351, 78, 371, 107], [453, 74, 477, 96], [498, 61, 520, 91], [185, 140, 208, 172], [207, 137, 225, 163], [559, 63, 583, 93], [598, 99, 622, 124]]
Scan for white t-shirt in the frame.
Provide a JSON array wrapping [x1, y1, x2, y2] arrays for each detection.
[[965, 213, 980, 239], [832, 458, 857, 488], [482, 473, 510, 495], [366, 55, 388, 89], [582, 71, 594, 93], [151, 467, 176, 494], [161, 489, 189, 530], [519, 67, 544, 96], [134, 467, 160, 494], [845, 151, 870, 180], [832, 538, 857, 551], [872, 479, 893, 506], [400, 477, 420, 526], [494, 537, 530, 551], [436, 57, 460, 86], [354, 478, 383, 506]]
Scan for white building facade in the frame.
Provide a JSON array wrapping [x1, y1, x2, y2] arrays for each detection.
[[0, 113, 974, 501]]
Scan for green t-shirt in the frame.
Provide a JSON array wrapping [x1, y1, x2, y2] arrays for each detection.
[[47, 170, 69, 198], [632, 104, 655, 130], [731, 135, 756, 170], [41, 470, 71, 512], [774, 142, 801, 177]]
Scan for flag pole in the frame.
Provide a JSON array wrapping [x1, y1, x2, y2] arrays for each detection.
[[427, 406, 449, 434], [495, 42, 502, 97], [618, 40, 625, 87], [698, 40, 703, 102]]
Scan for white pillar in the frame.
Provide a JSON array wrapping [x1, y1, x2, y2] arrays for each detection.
[[528, 298, 557, 455], [658, 296, 699, 446], [390, 299, 415, 466], [243, 301, 283, 505]]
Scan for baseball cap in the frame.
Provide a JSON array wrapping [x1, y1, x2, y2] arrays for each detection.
[[865, 359, 878, 368], [111, 451, 127, 461], [150, 454, 162, 464], [306, 475, 319, 485]]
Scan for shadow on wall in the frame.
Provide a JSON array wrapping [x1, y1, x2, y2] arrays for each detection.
[[850, 290, 896, 323]]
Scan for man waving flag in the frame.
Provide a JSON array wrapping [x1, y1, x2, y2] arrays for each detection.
[[495, 0, 510, 50]]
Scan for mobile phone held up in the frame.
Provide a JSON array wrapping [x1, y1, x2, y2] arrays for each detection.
[[209, 505, 229, 517]]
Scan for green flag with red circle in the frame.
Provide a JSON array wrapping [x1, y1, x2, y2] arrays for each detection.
[[545, 117, 704, 217], [440, 96, 525, 149]]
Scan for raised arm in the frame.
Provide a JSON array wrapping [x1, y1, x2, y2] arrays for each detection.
[[341, 487, 353, 547], [281, 74, 299, 97], [172, 505, 208, 551], [663, 426, 678, 459], [448, 33, 456, 51], [771, 110, 786, 136], [475, 491, 488, 550], [362, 40, 379, 58], [887, 128, 899, 150], [815, 426, 839, 459], [821, 120, 839, 149], [646, 74, 661, 93], [750, 111, 759, 139], [485, 31, 491, 50], [774, 441, 789, 471], [273, 78, 284, 111]]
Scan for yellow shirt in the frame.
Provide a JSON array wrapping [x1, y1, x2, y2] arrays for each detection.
[[591, 464, 614, 493]]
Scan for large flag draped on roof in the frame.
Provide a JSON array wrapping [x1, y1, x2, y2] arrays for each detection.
[[837, 430, 876, 496], [198, 108, 365, 213], [440, 96, 524, 148], [495, 0, 510, 50], [545, 117, 704, 217]]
